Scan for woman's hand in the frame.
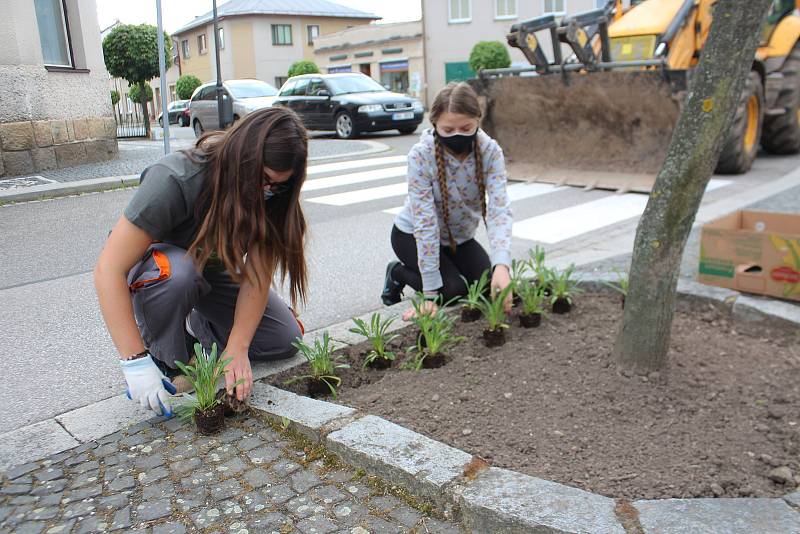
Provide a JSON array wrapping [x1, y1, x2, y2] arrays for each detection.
[[224, 347, 253, 401], [491, 264, 513, 313], [402, 299, 439, 321]]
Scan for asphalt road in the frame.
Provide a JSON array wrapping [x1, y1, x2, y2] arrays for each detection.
[[1, 126, 799, 437]]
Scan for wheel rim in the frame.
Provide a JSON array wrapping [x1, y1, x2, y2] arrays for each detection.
[[194, 122, 202, 136], [744, 94, 759, 153], [336, 115, 352, 137]]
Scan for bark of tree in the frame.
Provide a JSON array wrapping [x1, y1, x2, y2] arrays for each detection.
[[613, 0, 773, 373], [139, 81, 151, 138]]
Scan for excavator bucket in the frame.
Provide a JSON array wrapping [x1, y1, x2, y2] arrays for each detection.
[[470, 71, 684, 193]]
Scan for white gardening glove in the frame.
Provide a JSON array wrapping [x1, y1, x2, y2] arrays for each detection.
[[120, 355, 177, 417]]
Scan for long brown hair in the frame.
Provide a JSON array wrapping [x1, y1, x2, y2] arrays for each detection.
[[429, 82, 486, 251], [187, 107, 308, 306]]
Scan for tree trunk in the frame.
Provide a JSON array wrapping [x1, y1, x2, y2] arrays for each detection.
[[613, 0, 772, 373], [139, 81, 151, 138]]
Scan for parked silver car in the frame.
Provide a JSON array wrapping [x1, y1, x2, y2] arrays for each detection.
[[188, 79, 279, 137]]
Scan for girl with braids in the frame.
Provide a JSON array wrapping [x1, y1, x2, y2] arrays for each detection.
[[94, 108, 308, 417], [382, 82, 513, 316]]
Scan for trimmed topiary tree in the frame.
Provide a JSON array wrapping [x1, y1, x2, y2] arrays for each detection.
[[469, 41, 511, 73], [176, 74, 202, 100], [110, 90, 120, 106], [103, 23, 172, 136], [288, 60, 320, 78], [128, 83, 154, 104]]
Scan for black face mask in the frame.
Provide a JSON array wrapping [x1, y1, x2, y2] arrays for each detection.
[[436, 130, 477, 155]]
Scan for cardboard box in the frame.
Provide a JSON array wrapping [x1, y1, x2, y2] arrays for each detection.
[[698, 210, 800, 302]]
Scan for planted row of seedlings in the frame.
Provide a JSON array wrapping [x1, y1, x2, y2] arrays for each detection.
[[284, 247, 629, 399]]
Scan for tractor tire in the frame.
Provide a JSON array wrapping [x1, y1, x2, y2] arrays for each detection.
[[715, 71, 764, 175], [762, 42, 800, 155]]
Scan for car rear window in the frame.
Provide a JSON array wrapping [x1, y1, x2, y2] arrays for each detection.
[[226, 80, 278, 98]]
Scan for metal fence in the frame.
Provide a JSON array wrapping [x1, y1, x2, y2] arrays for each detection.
[[112, 79, 148, 138]]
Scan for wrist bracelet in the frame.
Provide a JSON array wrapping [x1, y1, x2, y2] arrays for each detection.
[[121, 350, 149, 361]]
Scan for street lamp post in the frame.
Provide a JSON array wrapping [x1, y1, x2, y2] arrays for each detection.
[[213, 0, 225, 129], [156, 0, 170, 154]]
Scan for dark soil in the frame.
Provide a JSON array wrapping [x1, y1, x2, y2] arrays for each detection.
[[270, 293, 800, 500], [194, 403, 225, 435]]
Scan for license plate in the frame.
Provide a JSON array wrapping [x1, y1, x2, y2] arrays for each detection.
[[393, 112, 414, 121]]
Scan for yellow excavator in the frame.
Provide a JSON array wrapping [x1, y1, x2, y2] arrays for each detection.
[[471, 0, 800, 192]]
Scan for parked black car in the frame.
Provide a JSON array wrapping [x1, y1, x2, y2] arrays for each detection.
[[157, 100, 189, 127], [273, 73, 424, 139]]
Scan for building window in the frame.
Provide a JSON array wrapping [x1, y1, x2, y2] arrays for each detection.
[[169, 84, 177, 102], [216, 28, 224, 49], [198, 33, 207, 54], [543, 0, 566, 14], [495, 0, 517, 19], [275, 76, 288, 89], [448, 0, 471, 23], [181, 39, 190, 58], [272, 24, 293, 45], [34, 0, 73, 67], [307, 25, 320, 45]]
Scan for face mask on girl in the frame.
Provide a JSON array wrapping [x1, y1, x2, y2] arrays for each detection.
[[436, 127, 478, 155]]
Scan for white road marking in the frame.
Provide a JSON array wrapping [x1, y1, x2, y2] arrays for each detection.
[[513, 194, 649, 244], [307, 182, 408, 206], [303, 166, 407, 193], [380, 181, 562, 215], [706, 178, 732, 192], [307, 155, 407, 176]]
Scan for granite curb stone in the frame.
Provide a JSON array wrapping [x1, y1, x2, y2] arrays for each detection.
[[455, 467, 625, 534], [326, 415, 472, 509], [634, 498, 800, 534]]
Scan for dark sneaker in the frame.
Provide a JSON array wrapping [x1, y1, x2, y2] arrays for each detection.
[[381, 261, 404, 306]]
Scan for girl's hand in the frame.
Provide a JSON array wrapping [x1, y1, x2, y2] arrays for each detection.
[[491, 265, 513, 313], [224, 349, 253, 401], [403, 299, 439, 321]]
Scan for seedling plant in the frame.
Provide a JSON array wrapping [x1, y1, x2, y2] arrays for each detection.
[[349, 313, 399, 369], [407, 293, 463, 369], [602, 269, 629, 308], [517, 280, 548, 327], [459, 270, 490, 322], [175, 343, 242, 434], [510, 259, 530, 307], [286, 332, 350, 398], [478, 284, 513, 347], [528, 245, 548, 284], [546, 265, 583, 314]]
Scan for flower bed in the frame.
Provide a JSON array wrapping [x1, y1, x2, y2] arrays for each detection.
[[271, 292, 800, 500]]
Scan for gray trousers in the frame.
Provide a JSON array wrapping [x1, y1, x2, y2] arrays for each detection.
[[127, 243, 302, 369]]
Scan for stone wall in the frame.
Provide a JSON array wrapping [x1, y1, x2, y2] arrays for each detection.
[[0, 117, 118, 177]]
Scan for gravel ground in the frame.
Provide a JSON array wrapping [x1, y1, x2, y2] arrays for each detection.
[[0, 414, 460, 534]]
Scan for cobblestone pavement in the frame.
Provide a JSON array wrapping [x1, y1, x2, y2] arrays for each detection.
[[1, 136, 380, 185], [0, 415, 460, 534]]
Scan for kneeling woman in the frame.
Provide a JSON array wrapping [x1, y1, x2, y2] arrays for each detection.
[[94, 108, 308, 416], [382, 82, 513, 313]]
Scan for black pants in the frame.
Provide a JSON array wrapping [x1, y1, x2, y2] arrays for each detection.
[[391, 225, 491, 303]]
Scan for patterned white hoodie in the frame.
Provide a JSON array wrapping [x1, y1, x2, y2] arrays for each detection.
[[394, 128, 513, 291]]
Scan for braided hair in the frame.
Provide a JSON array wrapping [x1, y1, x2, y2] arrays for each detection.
[[434, 135, 456, 251], [429, 82, 485, 252]]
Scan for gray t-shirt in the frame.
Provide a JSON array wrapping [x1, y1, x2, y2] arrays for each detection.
[[124, 151, 208, 250]]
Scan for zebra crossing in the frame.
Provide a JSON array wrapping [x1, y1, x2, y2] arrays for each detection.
[[302, 155, 731, 245]]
